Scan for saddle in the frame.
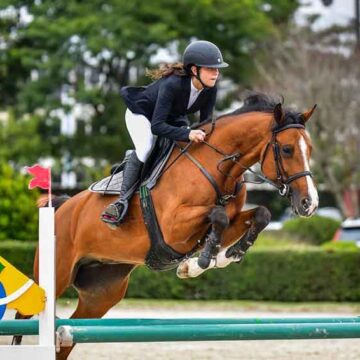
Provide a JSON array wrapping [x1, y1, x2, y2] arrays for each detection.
[[89, 137, 175, 195], [89, 119, 212, 196]]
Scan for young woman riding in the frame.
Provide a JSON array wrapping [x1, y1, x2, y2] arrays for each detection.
[[101, 40, 229, 226]]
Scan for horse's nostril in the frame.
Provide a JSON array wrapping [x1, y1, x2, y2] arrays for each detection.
[[301, 197, 311, 210]]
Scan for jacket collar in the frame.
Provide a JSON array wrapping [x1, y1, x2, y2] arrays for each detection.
[[182, 76, 212, 112]]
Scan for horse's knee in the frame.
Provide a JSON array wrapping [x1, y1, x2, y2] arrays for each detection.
[[208, 206, 229, 229], [224, 207, 270, 261], [254, 206, 271, 229]]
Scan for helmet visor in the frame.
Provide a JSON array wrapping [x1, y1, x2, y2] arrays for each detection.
[[196, 62, 229, 68]]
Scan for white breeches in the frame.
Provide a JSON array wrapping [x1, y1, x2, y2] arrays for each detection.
[[125, 108, 157, 163]]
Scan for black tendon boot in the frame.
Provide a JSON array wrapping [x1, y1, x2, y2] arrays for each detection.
[[101, 152, 143, 226]]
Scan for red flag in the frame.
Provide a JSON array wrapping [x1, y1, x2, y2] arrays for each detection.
[[26, 164, 50, 190]]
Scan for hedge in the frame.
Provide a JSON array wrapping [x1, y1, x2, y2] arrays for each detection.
[[0, 163, 39, 241], [1, 241, 360, 301], [283, 215, 341, 245]]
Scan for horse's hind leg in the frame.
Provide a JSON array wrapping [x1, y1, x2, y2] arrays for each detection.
[[56, 263, 135, 360], [11, 312, 32, 345], [11, 247, 75, 347]]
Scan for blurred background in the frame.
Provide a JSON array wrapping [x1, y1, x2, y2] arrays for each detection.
[[1, 0, 360, 305]]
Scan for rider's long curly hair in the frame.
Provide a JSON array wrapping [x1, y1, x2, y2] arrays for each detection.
[[146, 62, 188, 80]]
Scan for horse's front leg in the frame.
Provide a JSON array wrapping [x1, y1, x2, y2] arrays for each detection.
[[177, 205, 229, 278], [197, 205, 229, 269], [177, 206, 270, 278], [216, 205, 271, 268]]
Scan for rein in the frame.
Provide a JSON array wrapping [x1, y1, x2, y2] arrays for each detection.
[[172, 122, 313, 205]]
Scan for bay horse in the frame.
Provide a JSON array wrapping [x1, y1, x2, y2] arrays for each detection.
[[15, 93, 318, 359]]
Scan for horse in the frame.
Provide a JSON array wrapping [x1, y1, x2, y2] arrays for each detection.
[[14, 93, 318, 359]]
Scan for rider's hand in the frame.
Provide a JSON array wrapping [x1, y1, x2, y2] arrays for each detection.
[[189, 130, 206, 143]]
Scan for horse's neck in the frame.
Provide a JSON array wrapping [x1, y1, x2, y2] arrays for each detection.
[[161, 113, 273, 201], [210, 113, 273, 188]]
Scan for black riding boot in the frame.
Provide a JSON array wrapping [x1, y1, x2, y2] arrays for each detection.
[[101, 152, 143, 226]]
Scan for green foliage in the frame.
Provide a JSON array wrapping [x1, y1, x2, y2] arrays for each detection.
[[0, 241, 36, 271], [0, 0, 300, 179], [1, 1, 299, 99], [255, 231, 315, 249], [0, 163, 39, 241], [283, 215, 341, 245], [123, 248, 360, 301], [0, 111, 53, 166], [3, 241, 360, 301]]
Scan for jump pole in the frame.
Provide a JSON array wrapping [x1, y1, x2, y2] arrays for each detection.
[[56, 322, 360, 345], [2, 317, 360, 336]]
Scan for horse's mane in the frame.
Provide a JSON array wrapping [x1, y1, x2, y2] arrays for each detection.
[[221, 92, 305, 127], [193, 92, 304, 130]]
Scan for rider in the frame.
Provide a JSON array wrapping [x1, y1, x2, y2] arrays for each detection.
[[101, 40, 229, 226]]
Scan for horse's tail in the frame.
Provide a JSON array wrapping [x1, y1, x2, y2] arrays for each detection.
[[37, 194, 71, 211]]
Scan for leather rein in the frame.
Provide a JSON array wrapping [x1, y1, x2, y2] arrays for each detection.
[[171, 122, 313, 206]]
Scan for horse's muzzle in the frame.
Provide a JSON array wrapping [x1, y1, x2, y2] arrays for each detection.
[[292, 193, 318, 217]]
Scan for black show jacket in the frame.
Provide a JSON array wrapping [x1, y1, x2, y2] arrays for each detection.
[[120, 75, 217, 142]]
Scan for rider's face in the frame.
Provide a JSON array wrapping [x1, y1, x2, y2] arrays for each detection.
[[191, 66, 219, 88], [201, 67, 219, 87]]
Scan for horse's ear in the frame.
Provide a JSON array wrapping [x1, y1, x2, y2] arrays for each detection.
[[274, 103, 285, 126], [302, 104, 317, 123]]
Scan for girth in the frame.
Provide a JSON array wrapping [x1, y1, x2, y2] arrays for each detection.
[[140, 185, 204, 271]]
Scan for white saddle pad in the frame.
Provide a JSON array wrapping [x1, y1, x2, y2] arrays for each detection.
[[88, 171, 123, 195]]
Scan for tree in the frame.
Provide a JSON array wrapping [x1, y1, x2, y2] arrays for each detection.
[[0, 110, 53, 166], [0, 0, 300, 183], [255, 29, 360, 216]]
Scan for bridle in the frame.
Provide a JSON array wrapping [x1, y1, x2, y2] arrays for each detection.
[[168, 122, 313, 205], [258, 123, 313, 197]]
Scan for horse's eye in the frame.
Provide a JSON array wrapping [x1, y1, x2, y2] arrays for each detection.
[[282, 145, 293, 157]]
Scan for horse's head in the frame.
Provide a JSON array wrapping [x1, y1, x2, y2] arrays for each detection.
[[261, 103, 319, 217]]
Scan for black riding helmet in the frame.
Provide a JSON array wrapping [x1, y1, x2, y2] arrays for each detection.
[[182, 40, 228, 88], [183, 40, 228, 68]]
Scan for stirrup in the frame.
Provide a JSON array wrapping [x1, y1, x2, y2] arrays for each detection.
[[101, 200, 129, 227]]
